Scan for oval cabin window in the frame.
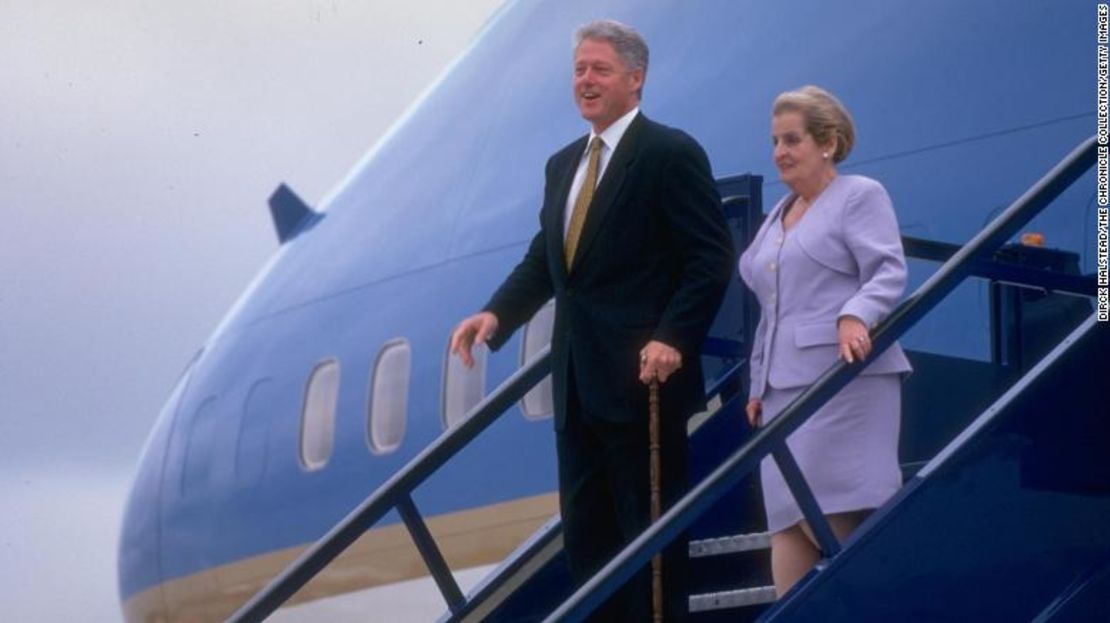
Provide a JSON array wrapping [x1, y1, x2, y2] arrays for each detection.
[[442, 339, 487, 429], [300, 359, 339, 471], [520, 300, 555, 421], [368, 339, 411, 454]]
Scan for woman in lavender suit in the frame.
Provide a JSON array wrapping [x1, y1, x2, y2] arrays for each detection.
[[739, 86, 912, 596]]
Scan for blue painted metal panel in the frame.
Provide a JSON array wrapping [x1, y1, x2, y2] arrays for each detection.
[[766, 316, 1110, 622], [117, 353, 198, 600], [1033, 555, 1110, 623]]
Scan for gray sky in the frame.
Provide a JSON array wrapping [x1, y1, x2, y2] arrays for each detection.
[[0, 1, 501, 619]]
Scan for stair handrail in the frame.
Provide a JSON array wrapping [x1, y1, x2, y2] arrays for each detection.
[[438, 356, 748, 622], [228, 344, 553, 623], [229, 347, 750, 623], [543, 135, 1098, 622]]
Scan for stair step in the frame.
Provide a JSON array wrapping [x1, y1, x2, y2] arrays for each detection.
[[689, 532, 772, 558], [689, 586, 777, 612]]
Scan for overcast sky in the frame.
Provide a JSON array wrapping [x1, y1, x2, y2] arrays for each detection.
[[0, 1, 501, 620]]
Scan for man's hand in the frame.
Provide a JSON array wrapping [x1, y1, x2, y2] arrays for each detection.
[[639, 340, 682, 384], [450, 312, 499, 368]]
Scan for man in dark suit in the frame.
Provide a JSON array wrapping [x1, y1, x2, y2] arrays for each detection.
[[450, 19, 733, 622]]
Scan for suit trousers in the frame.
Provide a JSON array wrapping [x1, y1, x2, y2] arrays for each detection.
[[556, 365, 690, 623]]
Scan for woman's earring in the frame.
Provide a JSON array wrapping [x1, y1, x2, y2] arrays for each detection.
[[822, 152, 830, 159]]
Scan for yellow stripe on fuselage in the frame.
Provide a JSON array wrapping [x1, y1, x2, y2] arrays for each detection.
[[123, 492, 558, 623]]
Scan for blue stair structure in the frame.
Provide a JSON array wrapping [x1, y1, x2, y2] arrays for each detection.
[[227, 136, 1105, 623], [770, 314, 1109, 622]]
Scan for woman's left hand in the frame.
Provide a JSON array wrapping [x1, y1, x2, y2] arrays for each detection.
[[838, 315, 871, 364]]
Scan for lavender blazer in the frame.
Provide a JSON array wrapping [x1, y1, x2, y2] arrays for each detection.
[[739, 175, 912, 399]]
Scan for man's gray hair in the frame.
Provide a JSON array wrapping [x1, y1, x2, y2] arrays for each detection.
[[573, 19, 649, 76]]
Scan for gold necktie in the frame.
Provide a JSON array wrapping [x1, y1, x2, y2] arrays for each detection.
[[564, 136, 603, 269]]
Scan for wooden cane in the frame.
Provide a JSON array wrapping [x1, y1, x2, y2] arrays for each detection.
[[649, 377, 663, 623]]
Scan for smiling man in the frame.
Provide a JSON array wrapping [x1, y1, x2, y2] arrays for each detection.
[[450, 19, 734, 622]]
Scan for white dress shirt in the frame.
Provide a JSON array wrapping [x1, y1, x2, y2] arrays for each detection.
[[563, 107, 640, 236]]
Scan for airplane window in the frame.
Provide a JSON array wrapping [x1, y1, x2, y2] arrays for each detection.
[[442, 339, 487, 429], [236, 378, 274, 483], [301, 359, 340, 471], [520, 300, 555, 421], [368, 339, 411, 454], [182, 397, 219, 495]]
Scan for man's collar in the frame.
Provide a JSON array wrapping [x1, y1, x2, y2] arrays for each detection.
[[589, 107, 640, 149]]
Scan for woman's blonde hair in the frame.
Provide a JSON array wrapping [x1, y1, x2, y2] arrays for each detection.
[[772, 85, 855, 163]]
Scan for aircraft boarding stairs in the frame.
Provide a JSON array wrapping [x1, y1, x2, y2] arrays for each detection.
[[229, 137, 1107, 622]]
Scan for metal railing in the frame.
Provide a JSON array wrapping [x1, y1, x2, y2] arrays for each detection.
[[439, 357, 748, 622], [228, 346, 553, 623], [543, 136, 1097, 622], [229, 348, 750, 623]]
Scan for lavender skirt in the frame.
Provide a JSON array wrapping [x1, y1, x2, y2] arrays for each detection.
[[759, 374, 903, 534]]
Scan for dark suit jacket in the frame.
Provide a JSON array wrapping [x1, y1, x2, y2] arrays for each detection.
[[484, 113, 734, 429]]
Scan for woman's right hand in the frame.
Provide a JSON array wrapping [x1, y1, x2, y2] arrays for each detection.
[[746, 398, 763, 428]]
